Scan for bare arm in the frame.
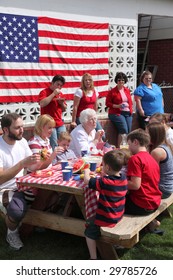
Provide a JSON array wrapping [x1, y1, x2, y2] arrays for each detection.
[[71, 96, 81, 127], [57, 99, 67, 112], [84, 168, 91, 185], [0, 154, 40, 185], [128, 176, 141, 190], [150, 147, 166, 164], [39, 89, 60, 108], [134, 96, 145, 116], [94, 98, 98, 111]]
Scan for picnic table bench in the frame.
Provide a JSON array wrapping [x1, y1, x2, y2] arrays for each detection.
[[21, 193, 173, 259]]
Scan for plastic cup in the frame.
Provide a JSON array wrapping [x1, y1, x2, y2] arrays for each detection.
[[89, 162, 97, 172], [81, 150, 88, 157], [65, 166, 73, 177], [62, 169, 71, 181], [60, 160, 69, 169]]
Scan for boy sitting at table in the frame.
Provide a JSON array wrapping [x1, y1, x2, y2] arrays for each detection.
[[84, 150, 128, 260], [125, 129, 162, 232], [53, 131, 77, 165]]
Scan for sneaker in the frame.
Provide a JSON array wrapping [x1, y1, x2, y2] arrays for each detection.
[[6, 231, 24, 250]]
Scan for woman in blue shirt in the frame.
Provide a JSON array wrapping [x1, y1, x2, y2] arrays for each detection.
[[134, 70, 164, 129]]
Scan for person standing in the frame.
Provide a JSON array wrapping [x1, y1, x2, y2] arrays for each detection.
[[70, 73, 103, 132], [106, 72, 133, 148], [38, 75, 67, 150], [0, 113, 41, 250], [134, 70, 164, 129]]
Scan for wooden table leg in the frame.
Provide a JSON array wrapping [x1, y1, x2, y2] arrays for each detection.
[[96, 241, 119, 260]]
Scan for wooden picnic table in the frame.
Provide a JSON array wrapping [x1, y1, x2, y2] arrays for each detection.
[[16, 165, 173, 260], [16, 165, 107, 258]]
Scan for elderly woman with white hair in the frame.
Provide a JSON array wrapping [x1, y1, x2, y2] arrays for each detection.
[[69, 108, 104, 157]]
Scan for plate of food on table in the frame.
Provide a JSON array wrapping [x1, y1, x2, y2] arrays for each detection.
[[30, 169, 54, 178]]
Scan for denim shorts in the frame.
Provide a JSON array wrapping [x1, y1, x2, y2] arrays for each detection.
[[108, 112, 132, 134], [6, 191, 28, 222], [84, 218, 101, 240]]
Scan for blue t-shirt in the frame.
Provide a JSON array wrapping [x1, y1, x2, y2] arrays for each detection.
[[134, 83, 164, 116]]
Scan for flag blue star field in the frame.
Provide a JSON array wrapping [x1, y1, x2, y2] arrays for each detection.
[[0, 13, 109, 103]]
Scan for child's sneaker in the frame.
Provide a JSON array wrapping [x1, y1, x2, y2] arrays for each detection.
[[6, 231, 23, 250]]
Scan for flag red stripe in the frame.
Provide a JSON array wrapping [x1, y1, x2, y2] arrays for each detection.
[[38, 17, 109, 29], [0, 80, 108, 89], [38, 30, 109, 41], [0, 91, 108, 103], [39, 44, 108, 53], [39, 57, 108, 64], [1, 68, 108, 77]]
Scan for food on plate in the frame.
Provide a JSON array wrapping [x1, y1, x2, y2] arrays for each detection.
[[31, 169, 53, 177], [73, 158, 90, 174], [40, 148, 48, 160], [35, 170, 42, 175], [46, 171, 53, 176]]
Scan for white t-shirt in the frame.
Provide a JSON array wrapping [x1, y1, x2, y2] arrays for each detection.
[[74, 88, 99, 98], [69, 124, 96, 157], [0, 136, 32, 190], [166, 127, 173, 146]]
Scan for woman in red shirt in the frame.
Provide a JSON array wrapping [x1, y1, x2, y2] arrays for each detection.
[[70, 73, 103, 132], [106, 72, 133, 147]]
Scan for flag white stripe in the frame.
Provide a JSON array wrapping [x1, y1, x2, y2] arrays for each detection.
[[39, 23, 109, 36], [39, 50, 108, 58], [39, 37, 109, 47], [1, 85, 108, 96], [0, 75, 109, 83], [0, 62, 108, 71]]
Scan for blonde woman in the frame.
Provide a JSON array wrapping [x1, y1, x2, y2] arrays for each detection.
[[28, 114, 58, 168], [71, 73, 103, 132], [25, 114, 60, 210]]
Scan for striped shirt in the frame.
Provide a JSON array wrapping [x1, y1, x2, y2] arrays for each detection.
[[88, 174, 127, 227]]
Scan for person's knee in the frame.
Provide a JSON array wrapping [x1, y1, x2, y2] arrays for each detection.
[[6, 192, 28, 222]]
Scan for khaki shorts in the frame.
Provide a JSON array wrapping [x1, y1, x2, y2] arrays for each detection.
[[0, 189, 14, 215]]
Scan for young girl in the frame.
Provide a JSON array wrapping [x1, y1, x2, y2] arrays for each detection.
[[149, 113, 173, 146], [147, 122, 173, 199]]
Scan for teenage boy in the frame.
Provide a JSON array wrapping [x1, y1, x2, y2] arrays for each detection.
[[126, 128, 162, 216]]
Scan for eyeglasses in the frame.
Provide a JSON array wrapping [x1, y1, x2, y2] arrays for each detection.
[[117, 79, 125, 82]]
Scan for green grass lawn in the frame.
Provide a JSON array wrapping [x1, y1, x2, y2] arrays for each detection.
[[0, 205, 173, 260]]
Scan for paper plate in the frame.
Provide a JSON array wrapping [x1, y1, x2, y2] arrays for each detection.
[[30, 170, 54, 178]]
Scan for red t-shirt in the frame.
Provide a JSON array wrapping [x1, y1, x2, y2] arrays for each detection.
[[127, 151, 162, 210], [38, 87, 65, 127], [76, 90, 97, 118]]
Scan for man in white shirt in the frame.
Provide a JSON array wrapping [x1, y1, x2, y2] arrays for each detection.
[[0, 113, 41, 250]]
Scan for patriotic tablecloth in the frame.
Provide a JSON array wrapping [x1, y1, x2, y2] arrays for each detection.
[[16, 165, 98, 220]]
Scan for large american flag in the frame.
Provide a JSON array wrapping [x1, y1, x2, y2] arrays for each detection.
[[0, 13, 109, 103]]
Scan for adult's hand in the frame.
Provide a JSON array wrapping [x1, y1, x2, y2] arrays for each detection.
[[22, 154, 41, 168], [70, 122, 77, 129], [95, 129, 104, 142]]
